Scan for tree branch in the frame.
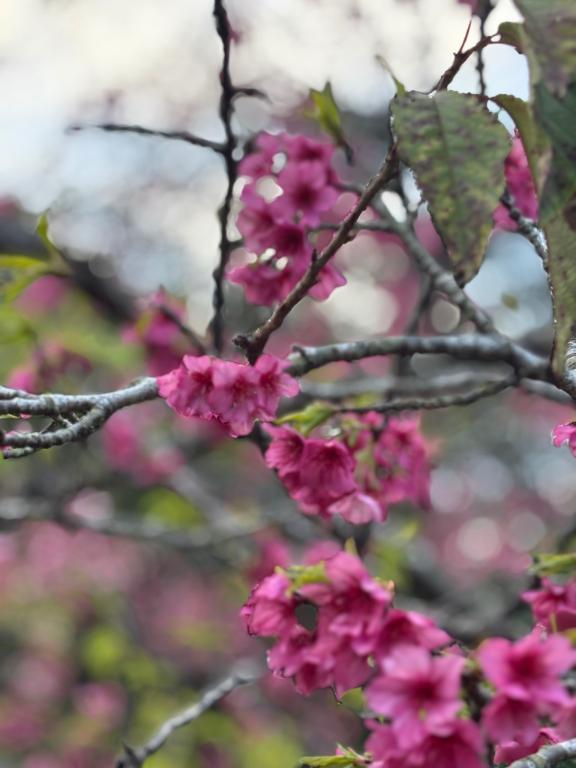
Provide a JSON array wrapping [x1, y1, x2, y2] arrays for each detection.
[[209, 0, 238, 355], [0, 496, 260, 558], [287, 334, 549, 380], [507, 738, 576, 768], [234, 146, 399, 362], [333, 373, 516, 414], [371, 206, 494, 333], [0, 378, 158, 458], [68, 123, 226, 154], [116, 663, 261, 767]]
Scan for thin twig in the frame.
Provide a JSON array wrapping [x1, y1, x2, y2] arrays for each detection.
[[431, 35, 496, 93], [500, 191, 548, 266], [116, 664, 261, 767], [333, 373, 515, 414], [234, 146, 399, 362], [209, 0, 238, 355], [371, 203, 494, 332], [68, 123, 225, 154]]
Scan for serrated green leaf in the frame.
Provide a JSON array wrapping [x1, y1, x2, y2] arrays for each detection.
[[392, 91, 510, 283], [492, 93, 548, 188], [531, 552, 576, 576], [514, 0, 576, 96], [543, 209, 576, 375], [536, 81, 576, 223], [308, 83, 353, 162], [498, 22, 542, 89]]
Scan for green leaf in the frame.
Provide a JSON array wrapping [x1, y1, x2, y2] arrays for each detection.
[[542, 210, 576, 375], [299, 748, 367, 768], [375, 54, 407, 96], [276, 401, 335, 436], [392, 91, 510, 283], [36, 214, 60, 259], [513, 0, 576, 96], [287, 563, 328, 592], [531, 552, 576, 576], [0, 257, 50, 303], [491, 93, 548, 187], [536, 81, 576, 223], [308, 83, 354, 162]]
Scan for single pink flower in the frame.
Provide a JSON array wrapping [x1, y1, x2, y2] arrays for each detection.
[[366, 647, 464, 746], [158, 355, 215, 421], [478, 633, 575, 709], [265, 425, 307, 476], [416, 718, 484, 768], [209, 361, 261, 436], [276, 161, 339, 226], [241, 572, 297, 637], [254, 354, 300, 415], [372, 609, 452, 663], [552, 422, 576, 456], [236, 186, 279, 253], [481, 694, 541, 746], [238, 132, 286, 179], [494, 133, 539, 230], [523, 577, 576, 631]]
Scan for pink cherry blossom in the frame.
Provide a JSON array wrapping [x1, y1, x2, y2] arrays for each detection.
[[276, 161, 339, 226], [253, 354, 300, 414], [523, 577, 576, 631], [478, 633, 575, 710], [158, 354, 299, 437], [228, 260, 299, 306], [372, 609, 452, 663], [158, 355, 216, 421], [236, 186, 279, 254], [552, 421, 576, 456], [367, 717, 484, 768], [300, 552, 392, 649], [365, 646, 464, 746], [238, 132, 286, 179], [241, 571, 297, 637], [414, 718, 485, 768], [264, 425, 307, 476], [481, 694, 541, 746], [494, 133, 539, 230]]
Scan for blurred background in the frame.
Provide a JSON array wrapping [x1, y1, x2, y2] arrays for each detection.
[[0, 0, 574, 765]]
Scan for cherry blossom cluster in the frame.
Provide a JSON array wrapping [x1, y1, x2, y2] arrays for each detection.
[[243, 550, 576, 768], [265, 414, 431, 525], [493, 132, 539, 230], [242, 550, 451, 697], [157, 354, 299, 437], [228, 132, 346, 305]]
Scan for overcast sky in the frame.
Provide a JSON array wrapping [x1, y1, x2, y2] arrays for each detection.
[[0, 0, 527, 325]]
